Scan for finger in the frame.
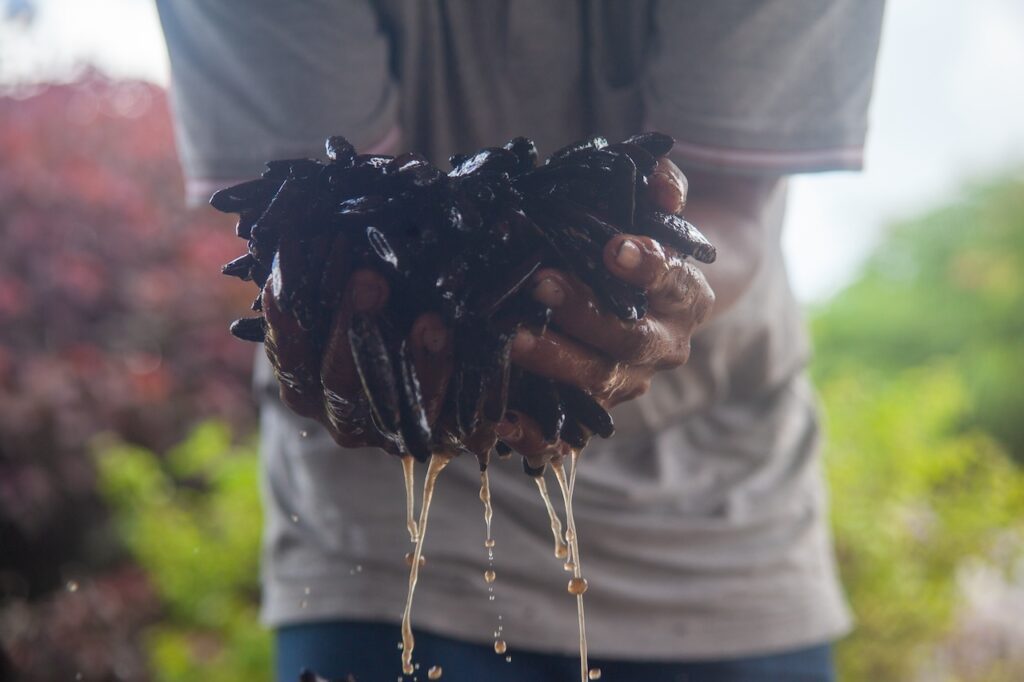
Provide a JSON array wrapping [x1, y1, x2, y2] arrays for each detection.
[[262, 278, 324, 420], [645, 157, 687, 215], [603, 234, 712, 320], [409, 312, 454, 424], [510, 326, 650, 399], [494, 410, 569, 468], [531, 267, 683, 365], [320, 269, 391, 433]]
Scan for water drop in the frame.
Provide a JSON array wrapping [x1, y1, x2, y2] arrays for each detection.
[[300, 430, 309, 438], [484, 570, 496, 583], [303, 586, 311, 595], [484, 538, 496, 549], [427, 665, 442, 680], [356, 564, 363, 572], [568, 577, 589, 595], [588, 667, 602, 679], [494, 639, 507, 654], [291, 514, 299, 523], [66, 580, 79, 593], [563, 561, 576, 572], [505, 656, 512, 663]]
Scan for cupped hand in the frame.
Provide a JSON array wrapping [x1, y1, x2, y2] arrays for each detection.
[[262, 267, 454, 452], [497, 159, 715, 463]]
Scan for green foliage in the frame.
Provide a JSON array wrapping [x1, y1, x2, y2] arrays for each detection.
[[95, 422, 270, 682], [814, 171, 1024, 680], [812, 175, 1024, 461], [822, 364, 1024, 681]]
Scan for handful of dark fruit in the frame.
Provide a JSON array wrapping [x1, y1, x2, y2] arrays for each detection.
[[213, 132, 715, 471]]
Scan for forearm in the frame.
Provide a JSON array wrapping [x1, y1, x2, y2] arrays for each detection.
[[679, 170, 782, 322]]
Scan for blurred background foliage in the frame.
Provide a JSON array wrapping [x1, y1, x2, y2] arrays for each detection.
[[1, 77, 1022, 681], [96, 423, 269, 682], [813, 177, 1024, 464]]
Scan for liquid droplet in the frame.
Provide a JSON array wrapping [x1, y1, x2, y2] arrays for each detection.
[[494, 639, 507, 654], [290, 514, 299, 523], [405, 552, 427, 568], [588, 668, 602, 680], [356, 564, 363, 572], [505, 656, 512, 663], [427, 665, 442, 680], [66, 580, 79, 593], [397, 642, 404, 650], [568, 577, 589, 595], [300, 430, 309, 438], [563, 561, 576, 572], [484, 538, 496, 549], [484, 569, 496, 584]]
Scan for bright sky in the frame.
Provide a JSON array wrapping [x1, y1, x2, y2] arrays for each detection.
[[3, 0, 1023, 303]]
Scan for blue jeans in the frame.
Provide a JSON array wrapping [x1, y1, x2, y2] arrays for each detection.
[[276, 620, 835, 682]]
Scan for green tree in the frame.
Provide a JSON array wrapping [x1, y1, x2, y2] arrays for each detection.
[[95, 422, 270, 682], [821, 364, 1024, 681], [812, 175, 1024, 461]]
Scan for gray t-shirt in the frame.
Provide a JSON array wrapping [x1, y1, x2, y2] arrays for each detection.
[[158, 0, 884, 659]]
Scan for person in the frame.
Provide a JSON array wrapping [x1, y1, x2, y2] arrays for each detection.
[[156, 2, 885, 680]]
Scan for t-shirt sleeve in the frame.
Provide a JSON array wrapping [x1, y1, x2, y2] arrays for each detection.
[[644, 0, 885, 174], [156, 0, 399, 204]]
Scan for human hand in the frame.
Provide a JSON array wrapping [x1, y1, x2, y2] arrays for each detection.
[[262, 266, 453, 454], [497, 159, 715, 465]]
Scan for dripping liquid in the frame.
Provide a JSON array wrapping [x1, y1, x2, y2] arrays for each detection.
[[479, 468, 493, 546], [533, 475, 568, 560], [402, 455, 419, 543], [552, 454, 589, 682], [480, 468, 505, 652], [400, 453, 451, 675]]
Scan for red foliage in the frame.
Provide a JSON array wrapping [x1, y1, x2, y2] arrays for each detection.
[[0, 73, 256, 679]]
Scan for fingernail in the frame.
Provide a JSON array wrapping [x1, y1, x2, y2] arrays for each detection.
[[534, 277, 565, 307], [616, 239, 643, 269], [512, 329, 535, 353], [352, 281, 382, 311]]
